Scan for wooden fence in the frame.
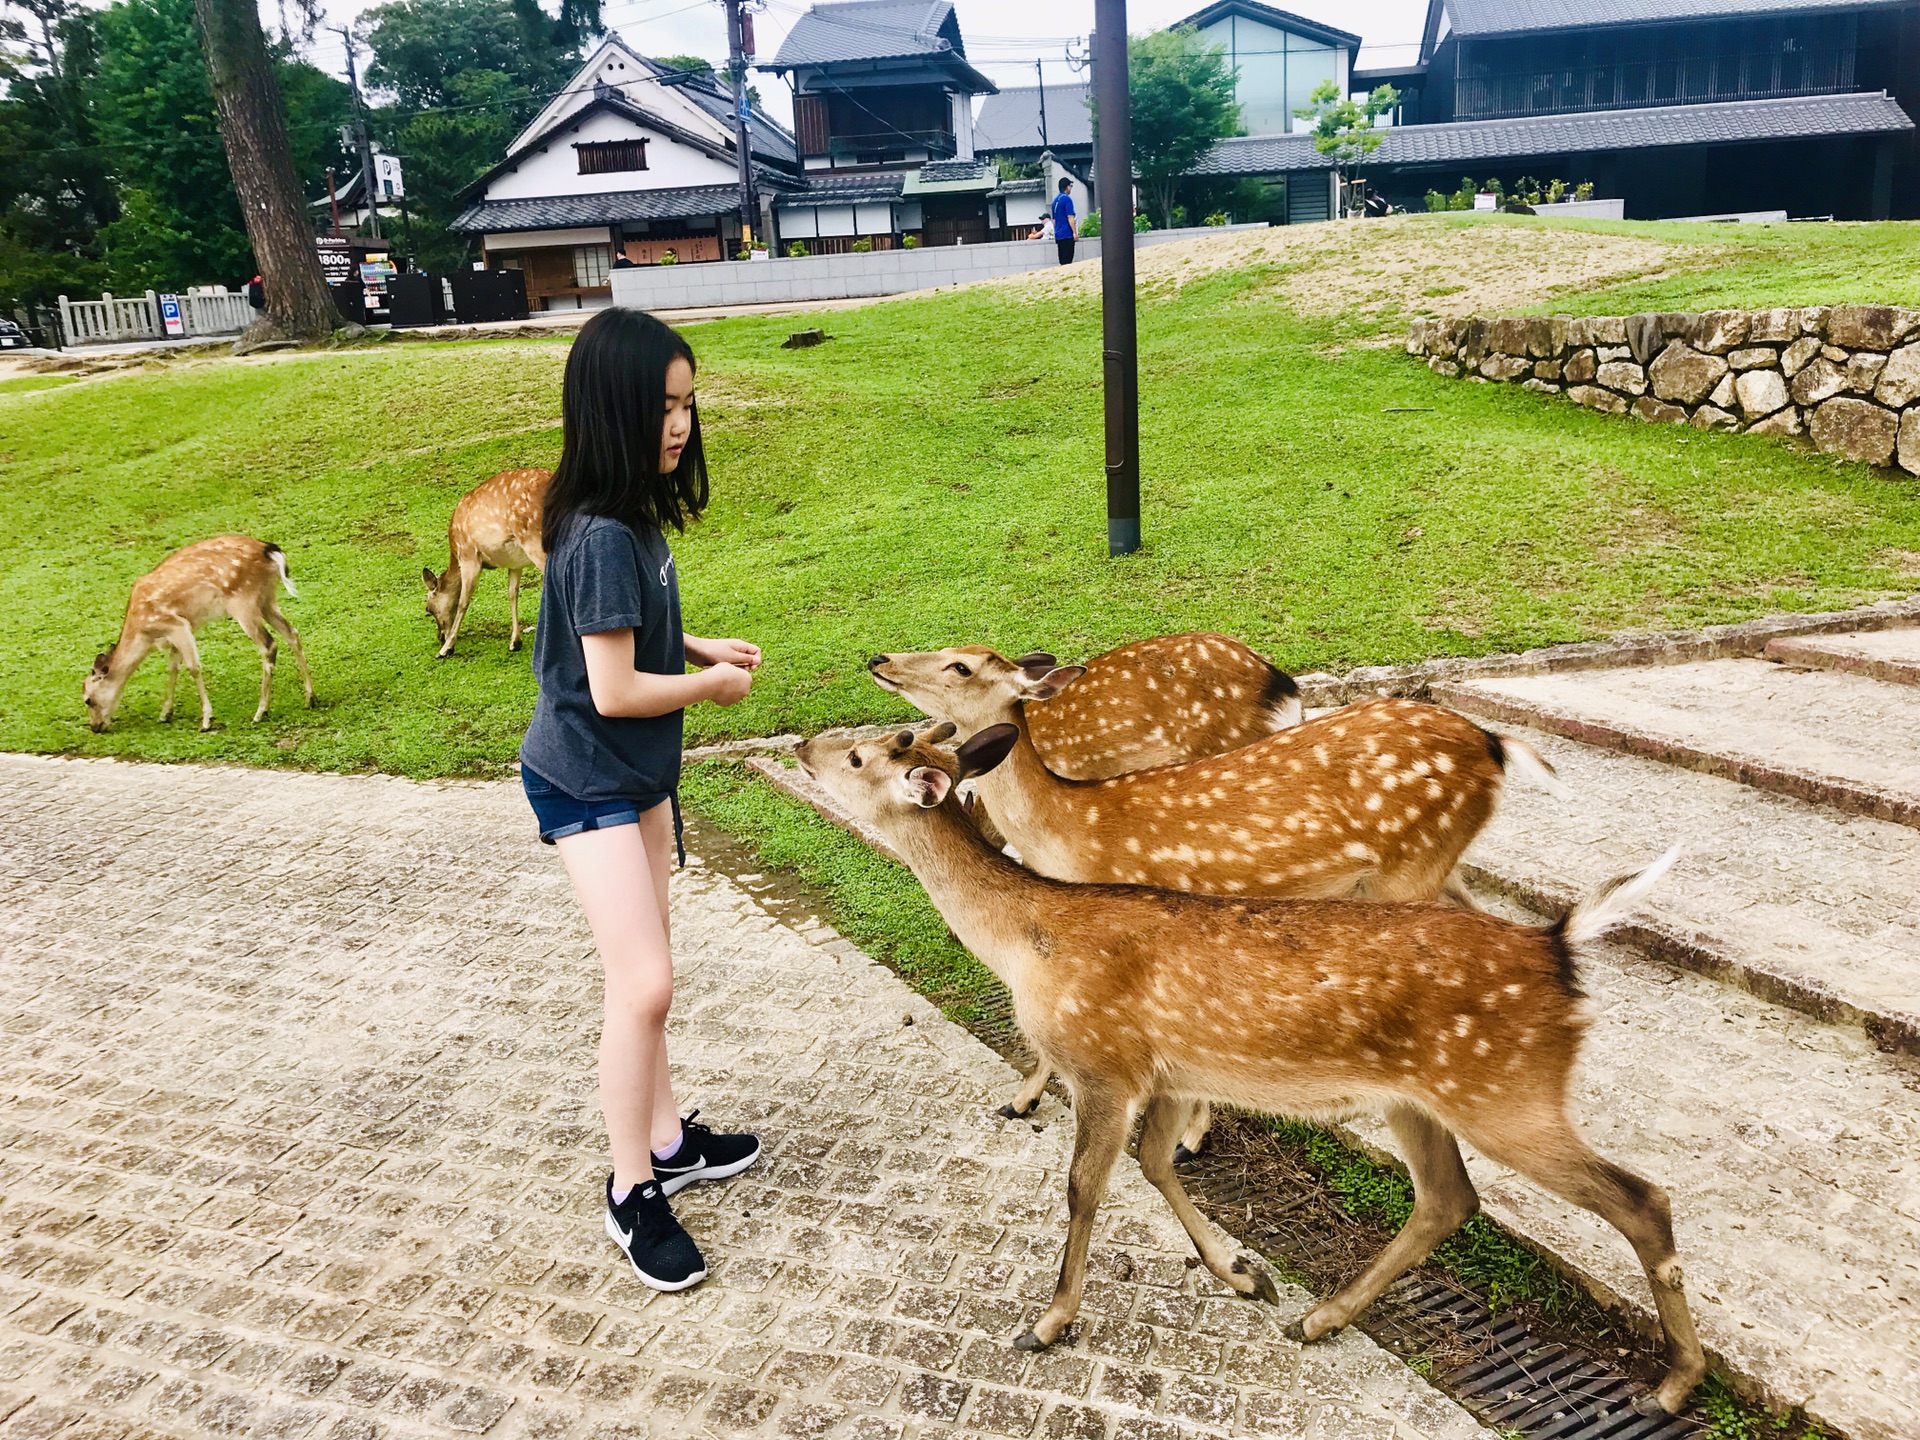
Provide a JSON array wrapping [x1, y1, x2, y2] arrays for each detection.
[[56, 289, 257, 347]]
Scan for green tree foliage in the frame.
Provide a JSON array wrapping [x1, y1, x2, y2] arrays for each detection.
[[0, 0, 117, 307], [1092, 26, 1240, 232], [656, 53, 713, 80], [1292, 79, 1397, 212]]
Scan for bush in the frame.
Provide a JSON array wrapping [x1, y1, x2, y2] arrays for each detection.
[[901, 234, 920, 249], [851, 236, 873, 253], [735, 246, 752, 260], [1574, 181, 1595, 201], [658, 249, 677, 265], [1425, 190, 1448, 213], [1133, 212, 1152, 233], [1079, 210, 1101, 237], [785, 241, 808, 258], [1204, 210, 1229, 226]]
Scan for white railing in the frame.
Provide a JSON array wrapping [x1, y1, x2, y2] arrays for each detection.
[[56, 287, 259, 347]]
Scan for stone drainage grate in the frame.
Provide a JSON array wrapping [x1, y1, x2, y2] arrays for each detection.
[[688, 816, 1710, 1440]]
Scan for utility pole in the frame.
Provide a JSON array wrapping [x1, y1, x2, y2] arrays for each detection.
[[333, 25, 380, 240], [1035, 58, 1049, 150], [1092, 0, 1139, 556], [723, 0, 757, 256]]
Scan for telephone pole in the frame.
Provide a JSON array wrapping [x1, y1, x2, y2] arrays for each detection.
[[333, 25, 380, 240], [1035, 58, 1049, 150], [1092, 0, 1139, 555], [723, 0, 757, 255]]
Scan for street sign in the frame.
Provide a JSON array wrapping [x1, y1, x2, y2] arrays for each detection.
[[374, 152, 405, 200], [158, 293, 185, 337]]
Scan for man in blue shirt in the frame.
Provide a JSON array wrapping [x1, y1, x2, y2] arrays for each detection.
[[1051, 177, 1077, 265]]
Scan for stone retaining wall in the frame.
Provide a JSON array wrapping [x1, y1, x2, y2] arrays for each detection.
[[1407, 305, 1920, 476]]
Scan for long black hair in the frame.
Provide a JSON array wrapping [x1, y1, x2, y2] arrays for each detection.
[[542, 306, 709, 554]]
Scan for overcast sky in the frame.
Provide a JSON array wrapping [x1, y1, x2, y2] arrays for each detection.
[[296, 0, 1431, 129]]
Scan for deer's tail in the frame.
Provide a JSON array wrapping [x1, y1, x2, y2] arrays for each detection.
[[265, 542, 298, 598]]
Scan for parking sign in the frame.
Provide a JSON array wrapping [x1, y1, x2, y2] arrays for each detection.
[[158, 293, 185, 337]]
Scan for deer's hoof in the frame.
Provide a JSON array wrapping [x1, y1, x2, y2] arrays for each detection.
[[1012, 1329, 1047, 1353], [1282, 1318, 1308, 1342], [1173, 1143, 1198, 1165], [997, 1099, 1038, 1120], [1233, 1257, 1280, 1305], [1634, 1389, 1688, 1418]]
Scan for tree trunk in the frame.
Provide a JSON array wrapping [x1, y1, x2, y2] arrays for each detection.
[[191, 0, 341, 340]]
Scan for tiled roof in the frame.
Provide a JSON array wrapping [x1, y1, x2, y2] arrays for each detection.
[[990, 176, 1046, 197], [1193, 91, 1916, 174], [771, 172, 908, 207], [666, 72, 798, 166], [973, 83, 1092, 152], [771, 0, 956, 66], [451, 184, 759, 233], [915, 158, 993, 183], [1442, 0, 1907, 38]]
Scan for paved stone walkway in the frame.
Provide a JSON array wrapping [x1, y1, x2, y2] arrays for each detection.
[[0, 755, 1482, 1440]]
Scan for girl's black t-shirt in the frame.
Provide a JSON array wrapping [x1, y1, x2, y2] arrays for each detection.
[[520, 514, 684, 802]]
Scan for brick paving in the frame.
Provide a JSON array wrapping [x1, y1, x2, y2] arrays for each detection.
[[0, 754, 1483, 1440]]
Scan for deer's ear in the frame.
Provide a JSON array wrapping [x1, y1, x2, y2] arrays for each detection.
[[900, 765, 952, 808], [955, 723, 1019, 778], [421, 567, 437, 588], [1018, 664, 1086, 700], [1009, 651, 1058, 669], [923, 721, 958, 744], [91, 652, 110, 675]]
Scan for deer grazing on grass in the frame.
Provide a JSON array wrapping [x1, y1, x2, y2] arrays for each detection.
[[423, 467, 549, 656], [871, 646, 1560, 1144], [795, 723, 1706, 1418], [84, 536, 313, 733], [1019, 632, 1302, 780]]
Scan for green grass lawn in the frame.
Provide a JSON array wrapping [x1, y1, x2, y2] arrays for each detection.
[[3, 216, 1918, 776]]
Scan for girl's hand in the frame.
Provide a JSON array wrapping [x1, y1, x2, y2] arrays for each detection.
[[686, 634, 762, 670], [704, 662, 753, 707]]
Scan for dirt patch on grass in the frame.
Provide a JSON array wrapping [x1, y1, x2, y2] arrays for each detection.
[[989, 215, 1694, 323]]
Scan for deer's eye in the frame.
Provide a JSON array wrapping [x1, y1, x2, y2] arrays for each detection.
[[848, 752, 862, 768], [949, 661, 972, 677]]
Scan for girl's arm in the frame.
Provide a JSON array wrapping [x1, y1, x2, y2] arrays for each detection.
[[583, 630, 751, 716], [685, 634, 762, 670]]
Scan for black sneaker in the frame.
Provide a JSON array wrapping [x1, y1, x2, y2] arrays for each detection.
[[604, 1176, 707, 1291], [651, 1110, 762, 1197]]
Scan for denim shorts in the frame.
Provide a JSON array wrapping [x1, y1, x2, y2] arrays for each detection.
[[522, 765, 663, 845]]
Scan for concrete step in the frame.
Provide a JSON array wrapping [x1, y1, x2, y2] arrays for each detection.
[[742, 747, 1920, 1440], [1765, 626, 1920, 688], [1460, 725, 1920, 1055], [1433, 659, 1920, 828]]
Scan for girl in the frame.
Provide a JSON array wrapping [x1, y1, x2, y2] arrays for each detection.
[[521, 306, 763, 1290]]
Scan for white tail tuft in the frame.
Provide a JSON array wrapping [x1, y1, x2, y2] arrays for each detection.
[[269, 546, 298, 598], [1500, 734, 1570, 801], [1563, 843, 1681, 945]]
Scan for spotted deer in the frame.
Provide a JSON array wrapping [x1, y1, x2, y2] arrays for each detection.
[[1018, 632, 1302, 780], [871, 647, 1561, 1145], [84, 535, 313, 733], [423, 467, 550, 656], [795, 723, 1705, 1418]]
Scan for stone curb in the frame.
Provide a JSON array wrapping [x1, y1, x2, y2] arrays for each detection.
[[1293, 598, 1920, 708], [1763, 635, 1920, 688], [1430, 678, 1920, 831]]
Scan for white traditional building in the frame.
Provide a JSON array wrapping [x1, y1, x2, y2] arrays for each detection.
[[448, 36, 802, 309]]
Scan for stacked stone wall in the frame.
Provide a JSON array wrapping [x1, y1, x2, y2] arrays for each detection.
[[1407, 305, 1920, 476]]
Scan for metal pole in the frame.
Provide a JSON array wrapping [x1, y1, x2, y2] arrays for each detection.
[[1036, 58, 1048, 150], [335, 27, 380, 240], [1092, 0, 1139, 556], [724, 0, 757, 255]]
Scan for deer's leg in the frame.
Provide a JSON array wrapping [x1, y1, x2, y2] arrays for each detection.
[[1440, 869, 1487, 912], [159, 644, 180, 724], [230, 606, 277, 722], [1469, 1111, 1705, 1414], [265, 602, 314, 707], [999, 1060, 1050, 1119], [1016, 1084, 1132, 1351], [438, 556, 481, 657], [506, 568, 525, 651], [1138, 1094, 1278, 1304], [1175, 1100, 1212, 1162], [170, 625, 212, 731], [1287, 1106, 1478, 1342]]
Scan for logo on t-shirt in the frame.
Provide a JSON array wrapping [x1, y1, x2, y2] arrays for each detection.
[[659, 553, 675, 587]]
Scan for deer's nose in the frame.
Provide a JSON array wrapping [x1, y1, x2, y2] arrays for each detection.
[[867, 655, 890, 671]]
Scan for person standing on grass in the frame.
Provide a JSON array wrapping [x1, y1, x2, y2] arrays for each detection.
[[520, 306, 764, 1292], [1052, 177, 1078, 265]]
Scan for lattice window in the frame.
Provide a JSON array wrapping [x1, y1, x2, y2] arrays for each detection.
[[572, 245, 611, 289], [576, 140, 649, 174]]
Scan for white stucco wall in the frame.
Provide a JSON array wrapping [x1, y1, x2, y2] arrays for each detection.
[[484, 110, 739, 201]]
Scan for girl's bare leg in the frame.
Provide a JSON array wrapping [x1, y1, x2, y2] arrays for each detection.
[[554, 811, 681, 1192], [636, 801, 684, 1155]]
